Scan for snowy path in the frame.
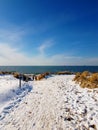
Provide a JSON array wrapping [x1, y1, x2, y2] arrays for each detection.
[[0, 75, 98, 130], [0, 76, 66, 130]]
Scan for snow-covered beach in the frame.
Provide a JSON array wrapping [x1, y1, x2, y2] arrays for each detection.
[[0, 74, 98, 130]]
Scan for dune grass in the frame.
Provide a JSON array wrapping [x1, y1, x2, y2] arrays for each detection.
[[74, 71, 98, 89]]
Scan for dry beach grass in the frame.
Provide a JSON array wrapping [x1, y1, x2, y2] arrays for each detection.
[[74, 71, 98, 89]]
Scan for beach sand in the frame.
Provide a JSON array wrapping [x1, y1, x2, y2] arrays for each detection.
[[0, 75, 98, 130]]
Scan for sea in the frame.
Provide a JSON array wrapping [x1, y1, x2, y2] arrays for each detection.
[[0, 66, 98, 74]]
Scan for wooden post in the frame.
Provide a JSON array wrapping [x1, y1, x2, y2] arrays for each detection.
[[19, 74, 22, 88]]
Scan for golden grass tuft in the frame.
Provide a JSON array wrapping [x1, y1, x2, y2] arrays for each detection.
[[0, 71, 3, 75], [57, 71, 72, 75], [13, 72, 20, 79], [88, 73, 98, 83], [81, 71, 90, 77], [74, 71, 98, 89]]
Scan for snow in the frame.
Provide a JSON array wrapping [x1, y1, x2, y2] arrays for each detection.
[[0, 75, 32, 119], [0, 75, 98, 130]]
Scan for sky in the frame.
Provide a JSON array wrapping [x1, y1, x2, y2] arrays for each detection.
[[0, 0, 98, 65]]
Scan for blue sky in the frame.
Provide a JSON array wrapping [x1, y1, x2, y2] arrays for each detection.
[[0, 0, 98, 65]]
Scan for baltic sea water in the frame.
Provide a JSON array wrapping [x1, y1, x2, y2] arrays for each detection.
[[0, 66, 98, 74]]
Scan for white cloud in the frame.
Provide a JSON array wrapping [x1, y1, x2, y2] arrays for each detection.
[[0, 43, 30, 65], [0, 24, 27, 43], [38, 40, 54, 55], [0, 43, 98, 65]]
